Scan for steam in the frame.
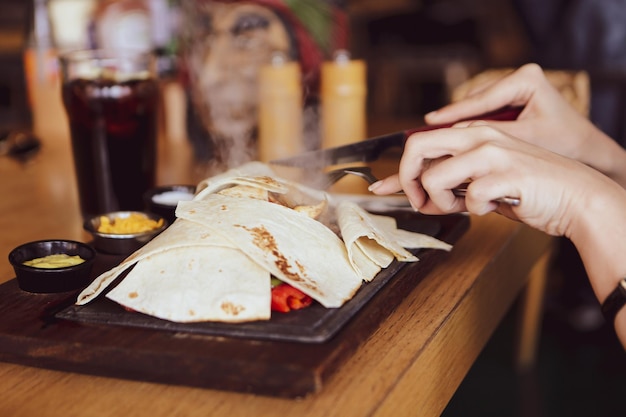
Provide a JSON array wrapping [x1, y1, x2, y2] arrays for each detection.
[[179, 0, 348, 185]]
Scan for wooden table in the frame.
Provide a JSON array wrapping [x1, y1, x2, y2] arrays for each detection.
[[0, 79, 553, 416]]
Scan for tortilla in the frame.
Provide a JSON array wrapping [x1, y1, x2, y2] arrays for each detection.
[[176, 194, 363, 308], [336, 201, 451, 281], [217, 184, 269, 200], [76, 218, 238, 305], [194, 175, 288, 201], [105, 245, 270, 323], [194, 162, 288, 200], [377, 221, 453, 251], [197, 162, 276, 189], [364, 212, 453, 251]]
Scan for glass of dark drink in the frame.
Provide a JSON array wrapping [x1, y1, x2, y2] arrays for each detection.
[[59, 49, 159, 220]]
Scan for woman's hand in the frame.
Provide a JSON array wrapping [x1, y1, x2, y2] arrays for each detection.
[[369, 124, 625, 240], [369, 115, 626, 348], [424, 64, 626, 187]]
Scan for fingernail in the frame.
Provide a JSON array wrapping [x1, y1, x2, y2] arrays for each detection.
[[425, 110, 437, 119], [368, 181, 383, 192], [409, 201, 420, 212]]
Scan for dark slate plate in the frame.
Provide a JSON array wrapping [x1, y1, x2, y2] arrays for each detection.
[[57, 213, 441, 343]]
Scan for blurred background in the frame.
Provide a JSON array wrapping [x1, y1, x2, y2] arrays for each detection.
[[1, 0, 533, 144], [1, 1, 625, 415]]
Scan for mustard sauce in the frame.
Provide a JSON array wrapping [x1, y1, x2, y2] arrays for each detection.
[[23, 254, 86, 269]]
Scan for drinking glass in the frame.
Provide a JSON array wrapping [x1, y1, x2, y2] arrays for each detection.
[[59, 49, 159, 219]]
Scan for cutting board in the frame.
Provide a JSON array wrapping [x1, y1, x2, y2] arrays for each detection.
[[0, 212, 469, 398]]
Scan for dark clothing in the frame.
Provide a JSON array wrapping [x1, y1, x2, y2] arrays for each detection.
[[513, 0, 626, 145], [514, 0, 626, 328]]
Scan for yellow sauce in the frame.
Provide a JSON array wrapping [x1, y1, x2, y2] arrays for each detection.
[[23, 254, 86, 269]]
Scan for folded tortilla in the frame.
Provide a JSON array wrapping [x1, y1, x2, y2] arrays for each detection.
[[336, 201, 451, 281], [194, 162, 288, 200], [105, 245, 271, 323], [76, 218, 238, 305], [176, 194, 363, 308], [363, 211, 453, 251]]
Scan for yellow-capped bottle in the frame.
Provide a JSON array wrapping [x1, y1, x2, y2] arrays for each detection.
[[257, 52, 303, 163], [321, 49, 367, 193]]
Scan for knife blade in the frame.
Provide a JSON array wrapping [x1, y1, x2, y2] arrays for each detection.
[[270, 106, 523, 168]]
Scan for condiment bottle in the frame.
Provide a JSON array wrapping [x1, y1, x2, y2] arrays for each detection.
[[24, 0, 66, 138], [321, 49, 367, 147], [257, 52, 303, 163], [321, 50, 367, 193]]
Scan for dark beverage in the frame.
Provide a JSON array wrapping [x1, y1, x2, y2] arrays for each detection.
[[61, 76, 159, 218]]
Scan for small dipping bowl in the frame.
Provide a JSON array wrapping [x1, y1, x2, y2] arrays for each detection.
[[143, 184, 196, 225], [83, 211, 168, 255], [9, 239, 97, 293]]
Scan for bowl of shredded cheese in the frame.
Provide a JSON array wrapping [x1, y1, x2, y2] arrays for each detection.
[[83, 211, 168, 255]]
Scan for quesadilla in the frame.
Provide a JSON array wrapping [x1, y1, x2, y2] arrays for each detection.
[[176, 194, 363, 308], [335, 201, 452, 281], [105, 245, 271, 322], [194, 161, 287, 199], [77, 218, 240, 305]]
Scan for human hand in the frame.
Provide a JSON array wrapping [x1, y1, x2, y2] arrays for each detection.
[[424, 64, 626, 184], [369, 124, 625, 239]]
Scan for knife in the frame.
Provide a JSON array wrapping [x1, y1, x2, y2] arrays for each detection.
[[270, 106, 523, 168]]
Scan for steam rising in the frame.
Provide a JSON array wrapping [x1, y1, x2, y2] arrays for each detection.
[[179, 0, 346, 186]]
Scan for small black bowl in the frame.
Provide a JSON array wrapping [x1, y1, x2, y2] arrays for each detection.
[[143, 184, 196, 225], [8, 240, 97, 293]]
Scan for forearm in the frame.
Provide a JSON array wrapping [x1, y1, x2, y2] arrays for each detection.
[[577, 125, 626, 189], [568, 185, 626, 347]]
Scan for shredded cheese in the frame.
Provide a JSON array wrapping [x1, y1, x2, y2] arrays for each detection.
[[98, 213, 164, 234]]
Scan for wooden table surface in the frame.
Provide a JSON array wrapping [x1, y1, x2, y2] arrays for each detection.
[[0, 79, 553, 417]]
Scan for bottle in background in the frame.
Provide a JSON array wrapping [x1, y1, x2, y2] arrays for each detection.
[[321, 49, 367, 148], [257, 52, 304, 163], [321, 49, 367, 193]]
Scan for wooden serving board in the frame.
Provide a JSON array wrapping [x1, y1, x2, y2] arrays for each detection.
[[0, 212, 469, 398]]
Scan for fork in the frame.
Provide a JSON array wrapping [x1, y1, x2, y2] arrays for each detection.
[[323, 166, 520, 206]]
